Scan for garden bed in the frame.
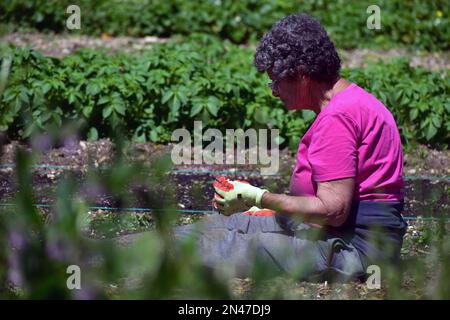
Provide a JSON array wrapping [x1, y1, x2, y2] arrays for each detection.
[[2, 32, 450, 71], [1, 139, 448, 299], [1, 139, 449, 219]]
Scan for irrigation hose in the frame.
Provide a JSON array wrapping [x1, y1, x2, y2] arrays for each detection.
[[0, 163, 448, 220], [0, 203, 448, 221]]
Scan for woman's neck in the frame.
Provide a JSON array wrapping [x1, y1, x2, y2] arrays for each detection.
[[312, 78, 351, 114]]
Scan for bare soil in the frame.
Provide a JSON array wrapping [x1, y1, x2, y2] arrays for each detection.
[[1, 139, 448, 299], [1, 139, 448, 218]]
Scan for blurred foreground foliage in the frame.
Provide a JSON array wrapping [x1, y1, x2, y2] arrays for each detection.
[[0, 36, 449, 150], [0, 133, 234, 299], [0, 22, 449, 300], [1, 0, 449, 51], [0, 133, 450, 299]]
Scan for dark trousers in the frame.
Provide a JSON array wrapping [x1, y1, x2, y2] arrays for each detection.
[[173, 212, 367, 282]]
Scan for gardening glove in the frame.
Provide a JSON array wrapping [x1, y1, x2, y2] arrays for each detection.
[[213, 176, 268, 216], [243, 206, 276, 217]]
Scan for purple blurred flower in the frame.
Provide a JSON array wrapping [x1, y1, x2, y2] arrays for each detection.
[[79, 181, 107, 202], [31, 134, 53, 153], [46, 240, 66, 261], [7, 230, 28, 287], [7, 268, 23, 287], [7, 249, 23, 287], [8, 230, 26, 250], [73, 285, 100, 300], [61, 134, 80, 154], [46, 238, 76, 262]]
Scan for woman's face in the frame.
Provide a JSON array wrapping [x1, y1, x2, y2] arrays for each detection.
[[267, 69, 312, 110]]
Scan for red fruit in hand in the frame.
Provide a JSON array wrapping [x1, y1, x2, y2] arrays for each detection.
[[243, 208, 275, 216], [213, 176, 234, 192]]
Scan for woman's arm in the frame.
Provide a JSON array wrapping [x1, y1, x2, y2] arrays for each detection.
[[263, 112, 359, 227], [261, 178, 355, 227]]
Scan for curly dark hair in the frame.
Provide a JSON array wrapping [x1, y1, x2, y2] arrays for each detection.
[[254, 13, 341, 83]]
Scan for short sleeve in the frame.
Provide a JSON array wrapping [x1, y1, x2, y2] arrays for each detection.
[[308, 112, 359, 182]]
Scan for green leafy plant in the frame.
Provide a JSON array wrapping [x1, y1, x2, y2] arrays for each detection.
[[1, 136, 449, 299], [342, 58, 450, 148], [1, 0, 449, 51], [1, 37, 448, 150]]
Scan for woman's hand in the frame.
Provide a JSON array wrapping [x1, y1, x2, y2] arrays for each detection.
[[213, 179, 268, 216]]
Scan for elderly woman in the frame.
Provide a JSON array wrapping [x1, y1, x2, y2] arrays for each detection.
[[175, 13, 407, 282]]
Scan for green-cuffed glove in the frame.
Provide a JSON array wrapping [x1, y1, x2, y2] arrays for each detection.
[[214, 180, 268, 216]]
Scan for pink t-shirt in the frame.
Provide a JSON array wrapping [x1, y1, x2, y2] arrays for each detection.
[[289, 83, 404, 202]]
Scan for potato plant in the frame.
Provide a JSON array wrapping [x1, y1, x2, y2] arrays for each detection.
[[1, 36, 448, 150]]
